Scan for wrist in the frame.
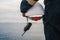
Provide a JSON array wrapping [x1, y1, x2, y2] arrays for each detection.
[[27, 0, 36, 5]]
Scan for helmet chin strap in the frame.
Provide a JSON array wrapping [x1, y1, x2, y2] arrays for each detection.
[[26, 16, 28, 23]]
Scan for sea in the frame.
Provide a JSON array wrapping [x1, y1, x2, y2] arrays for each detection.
[[0, 22, 45, 40]]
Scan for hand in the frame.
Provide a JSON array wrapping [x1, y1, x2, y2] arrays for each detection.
[[22, 13, 26, 17]]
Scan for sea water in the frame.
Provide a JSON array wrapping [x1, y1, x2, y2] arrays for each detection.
[[0, 23, 45, 40]]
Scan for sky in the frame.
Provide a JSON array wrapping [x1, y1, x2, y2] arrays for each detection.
[[0, 0, 44, 23]]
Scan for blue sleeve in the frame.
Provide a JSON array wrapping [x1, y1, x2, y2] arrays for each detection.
[[20, 0, 38, 13]]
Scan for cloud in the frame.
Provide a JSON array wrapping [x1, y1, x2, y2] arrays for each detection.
[[0, 0, 27, 23], [0, 0, 17, 3]]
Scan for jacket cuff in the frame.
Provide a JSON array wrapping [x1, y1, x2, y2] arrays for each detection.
[[20, 1, 33, 13]]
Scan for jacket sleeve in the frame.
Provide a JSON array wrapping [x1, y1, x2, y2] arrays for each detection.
[[20, 0, 39, 13]]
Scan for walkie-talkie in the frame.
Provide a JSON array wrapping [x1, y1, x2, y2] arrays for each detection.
[[22, 16, 32, 36], [22, 22, 32, 36]]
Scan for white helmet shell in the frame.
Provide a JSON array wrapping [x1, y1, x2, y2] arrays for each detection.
[[26, 2, 44, 17]]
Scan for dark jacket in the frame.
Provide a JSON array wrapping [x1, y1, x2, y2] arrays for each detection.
[[43, 0, 60, 27], [20, 0, 60, 27]]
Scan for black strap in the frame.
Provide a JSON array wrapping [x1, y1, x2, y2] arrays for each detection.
[[25, 16, 29, 23], [27, 17, 28, 23]]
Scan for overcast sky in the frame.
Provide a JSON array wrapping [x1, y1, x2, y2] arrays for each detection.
[[0, 0, 44, 23]]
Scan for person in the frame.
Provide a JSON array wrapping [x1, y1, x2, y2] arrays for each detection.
[[20, 0, 60, 40]]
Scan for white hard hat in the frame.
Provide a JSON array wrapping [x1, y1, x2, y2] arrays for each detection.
[[26, 2, 44, 17]]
